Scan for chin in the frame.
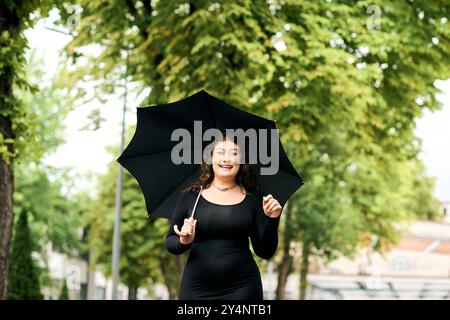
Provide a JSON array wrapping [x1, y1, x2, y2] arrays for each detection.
[[216, 172, 235, 178]]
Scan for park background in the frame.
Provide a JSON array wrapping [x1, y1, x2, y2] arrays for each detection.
[[0, 1, 449, 300]]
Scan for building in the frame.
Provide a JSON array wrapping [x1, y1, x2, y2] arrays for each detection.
[[41, 241, 156, 300], [258, 202, 450, 299], [290, 203, 450, 299]]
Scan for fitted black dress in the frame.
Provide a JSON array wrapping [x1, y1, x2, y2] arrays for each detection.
[[165, 190, 280, 300]]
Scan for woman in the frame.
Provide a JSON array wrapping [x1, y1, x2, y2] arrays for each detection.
[[165, 133, 283, 300]]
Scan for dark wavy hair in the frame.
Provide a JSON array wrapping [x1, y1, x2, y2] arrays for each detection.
[[182, 132, 262, 197]]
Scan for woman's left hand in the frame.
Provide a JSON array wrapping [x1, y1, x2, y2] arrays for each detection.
[[263, 194, 282, 218]]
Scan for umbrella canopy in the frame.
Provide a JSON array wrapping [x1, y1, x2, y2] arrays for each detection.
[[117, 89, 305, 219]]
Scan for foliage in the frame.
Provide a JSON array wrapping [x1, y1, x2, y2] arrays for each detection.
[[7, 210, 43, 300], [53, 0, 449, 297], [59, 279, 69, 300]]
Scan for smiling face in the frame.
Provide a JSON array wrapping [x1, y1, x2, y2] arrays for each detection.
[[211, 139, 241, 180]]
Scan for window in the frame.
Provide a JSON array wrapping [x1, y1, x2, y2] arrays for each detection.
[[391, 255, 411, 270]]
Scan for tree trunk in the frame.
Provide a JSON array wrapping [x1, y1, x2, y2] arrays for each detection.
[[0, 151, 14, 300], [0, 1, 19, 300], [276, 253, 293, 299], [299, 243, 311, 300], [275, 200, 294, 300], [128, 284, 138, 300]]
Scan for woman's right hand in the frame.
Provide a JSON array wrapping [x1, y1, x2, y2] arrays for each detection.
[[174, 217, 197, 245]]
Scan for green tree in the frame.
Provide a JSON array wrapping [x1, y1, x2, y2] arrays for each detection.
[[11, 50, 86, 291], [0, 0, 68, 298], [84, 130, 178, 299], [55, 1, 449, 300], [13, 164, 87, 288], [7, 210, 43, 300]]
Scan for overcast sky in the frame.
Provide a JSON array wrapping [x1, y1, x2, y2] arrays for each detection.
[[25, 17, 450, 202]]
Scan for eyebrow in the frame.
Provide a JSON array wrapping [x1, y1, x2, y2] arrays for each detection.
[[216, 148, 238, 151]]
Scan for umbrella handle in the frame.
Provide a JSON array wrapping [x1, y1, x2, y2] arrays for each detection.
[[190, 185, 203, 219]]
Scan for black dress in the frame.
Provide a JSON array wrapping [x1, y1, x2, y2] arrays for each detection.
[[165, 190, 280, 300]]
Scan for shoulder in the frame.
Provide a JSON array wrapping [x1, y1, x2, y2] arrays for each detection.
[[173, 190, 198, 215], [179, 189, 197, 199]]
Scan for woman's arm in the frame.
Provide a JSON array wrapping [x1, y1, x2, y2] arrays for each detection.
[[165, 192, 193, 255], [250, 195, 281, 260]]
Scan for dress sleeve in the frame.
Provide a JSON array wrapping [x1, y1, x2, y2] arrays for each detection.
[[250, 195, 281, 260], [165, 191, 193, 255]]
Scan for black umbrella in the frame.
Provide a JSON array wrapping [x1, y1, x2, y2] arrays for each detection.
[[116, 89, 305, 219]]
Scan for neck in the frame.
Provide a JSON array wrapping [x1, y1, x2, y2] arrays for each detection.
[[212, 176, 236, 187]]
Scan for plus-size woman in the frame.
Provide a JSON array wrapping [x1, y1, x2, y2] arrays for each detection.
[[165, 134, 283, 300]]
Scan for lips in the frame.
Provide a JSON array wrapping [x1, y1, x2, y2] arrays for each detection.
[[219, 164, 233, 170]]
